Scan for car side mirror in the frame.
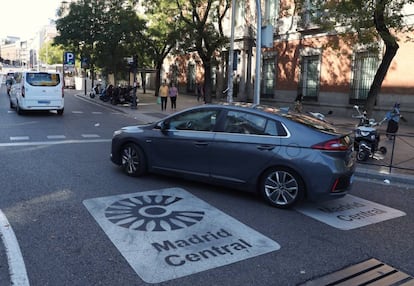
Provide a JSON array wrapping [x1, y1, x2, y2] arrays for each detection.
[[160, 121, 170, 131]]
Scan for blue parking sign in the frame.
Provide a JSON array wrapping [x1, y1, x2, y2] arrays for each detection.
[[64, 52, 75, 65]]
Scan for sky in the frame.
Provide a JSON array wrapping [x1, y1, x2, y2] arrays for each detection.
[[0, 0, 63, 40]]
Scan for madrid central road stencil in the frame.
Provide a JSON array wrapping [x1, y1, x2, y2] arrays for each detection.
[[83, 189, 406, 283], [83, 188, 281, 284]]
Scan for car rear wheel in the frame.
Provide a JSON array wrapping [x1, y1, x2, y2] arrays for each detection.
[[57, 108, 64, 115], [121, 143, 146, 177], [260, 168, 304, 208]]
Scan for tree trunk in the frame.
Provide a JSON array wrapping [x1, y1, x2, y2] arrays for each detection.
[[155, 62, 163, 97], [365, 0, 399, 116], [203, 60, 212, 103]]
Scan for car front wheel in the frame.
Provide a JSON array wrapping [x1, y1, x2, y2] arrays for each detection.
[[121, 143, 146, 177], [260, 168, 304, 208]]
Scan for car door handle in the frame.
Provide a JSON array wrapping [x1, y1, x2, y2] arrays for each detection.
[[257, 145, 275, 151], [194, 141, 208, 146]]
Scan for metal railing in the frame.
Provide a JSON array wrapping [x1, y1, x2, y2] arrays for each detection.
[[357, 132, 414, 175]]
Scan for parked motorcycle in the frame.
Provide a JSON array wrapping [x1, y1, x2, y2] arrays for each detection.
[[111, 86, 134, 105], [352, 105, 387, 161], [99, 84, 113, 102]]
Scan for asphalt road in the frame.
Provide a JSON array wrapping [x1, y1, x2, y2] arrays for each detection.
[[0, 86, 413, 285]]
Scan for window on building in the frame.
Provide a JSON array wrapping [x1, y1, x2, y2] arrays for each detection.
[[299, 0, 323, 29], [350, 51, 379, 103], [235, 1, 245, 27], [300, 55, 320, 99], [264, 0, 280, 26], [262, 56, 276, 98]]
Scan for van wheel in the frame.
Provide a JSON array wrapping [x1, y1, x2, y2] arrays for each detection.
[[57, 108, 64, 115]]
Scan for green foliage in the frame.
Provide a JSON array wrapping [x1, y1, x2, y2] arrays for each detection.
[[307, 0, 414, 45], [176, 0, 231, 102], [54, 0, 145, 82], [39, 42, 64, 65]]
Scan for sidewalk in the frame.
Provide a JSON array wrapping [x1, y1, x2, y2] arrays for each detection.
[[75, 88, 414, 186]]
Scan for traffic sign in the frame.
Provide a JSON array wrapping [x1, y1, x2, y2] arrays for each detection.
[[64, 52, 75, 66]]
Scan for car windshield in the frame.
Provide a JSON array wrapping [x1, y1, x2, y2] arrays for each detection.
[[26, 73, 60, 86]]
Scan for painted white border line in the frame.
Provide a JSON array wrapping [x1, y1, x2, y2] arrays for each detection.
[[0, 139, 111, 147], [0, 209, 30, 286]]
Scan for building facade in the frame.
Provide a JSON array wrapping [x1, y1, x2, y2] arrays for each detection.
[[223, 0, 414, 120]]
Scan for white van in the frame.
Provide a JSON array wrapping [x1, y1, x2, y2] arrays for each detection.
[[9, 71, 64, 115]]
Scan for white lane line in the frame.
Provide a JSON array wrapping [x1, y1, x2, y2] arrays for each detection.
[[81, 134, 100, 138], [72, 111, 83, 114], [10, 136, 30, 141], [92, 111, 103, 114], [0, 139, 111, 147], [47, 135, 67, 140], [0, 209, 30, 286]]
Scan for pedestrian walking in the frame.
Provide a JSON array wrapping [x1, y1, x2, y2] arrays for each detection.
[[159, 81, 169, 111], [386, 102, 404, 139], [169, 82, 178, 110], [294, 93, 303, 113], [196, 82, 204, 102]]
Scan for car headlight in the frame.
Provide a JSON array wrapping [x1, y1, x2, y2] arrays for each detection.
[[113, 130, 122, 136]]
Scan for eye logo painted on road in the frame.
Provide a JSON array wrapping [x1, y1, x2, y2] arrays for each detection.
[[104, 194, 205, 231]]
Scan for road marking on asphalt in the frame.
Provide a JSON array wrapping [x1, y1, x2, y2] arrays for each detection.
[[10, 136, 30, 141], [81, 134, 100, 138], [0, 138, 111, 147], [72, 111, 83, 114], [0, 209, 30, 286], [83, 188, 280, 283], [47, 135, 67, 140], [295, 195, 406, 230], [92, 111, 103, 114]]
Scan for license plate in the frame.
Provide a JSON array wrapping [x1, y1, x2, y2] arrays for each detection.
[[38, 100, 50, 104]]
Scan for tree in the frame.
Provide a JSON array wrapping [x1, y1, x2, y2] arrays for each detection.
[[94, 0, 144, 83], [54, 0, 143, 85], [176, 0, 231, 103], [39, 42, 64, 65], [140, 0, 183, 97], [54, 0, 105, 66], [307, 0, 414, 115]]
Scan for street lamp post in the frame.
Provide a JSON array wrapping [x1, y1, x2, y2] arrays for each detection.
[[226, 0, 236, 103], [254, 0, 262, 105], [131, 55, 138, 109]]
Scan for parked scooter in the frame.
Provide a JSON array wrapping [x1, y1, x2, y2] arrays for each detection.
[[89, 83, 103, 99], [352, 105, 387, 161]]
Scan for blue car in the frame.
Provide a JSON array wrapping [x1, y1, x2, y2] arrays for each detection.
[[111, 102, 356, 208]]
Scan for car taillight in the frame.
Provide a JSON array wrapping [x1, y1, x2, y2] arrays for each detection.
[[311, 138, 349, 151], [22, 86, 25, 97]]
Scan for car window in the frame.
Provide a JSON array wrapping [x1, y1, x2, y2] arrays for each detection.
[[223, 111, 285, 136], [167, 109, 218, 131], [26, 73, 60, 86]]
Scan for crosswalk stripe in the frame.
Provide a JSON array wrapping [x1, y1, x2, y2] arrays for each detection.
[[81, 134, 100, 138], [47, 135, 67, 140], [10, 136, 30, 141]]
